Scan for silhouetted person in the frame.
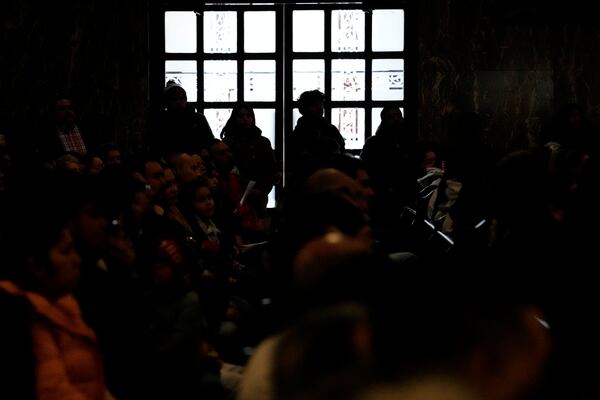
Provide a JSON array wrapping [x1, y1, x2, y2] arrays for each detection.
[[34, 95, 89, 163], [221, 104, 277, 196], [152, 81, 214, 157], [361, 106, 416, 227], [288, 90, 345, 174]]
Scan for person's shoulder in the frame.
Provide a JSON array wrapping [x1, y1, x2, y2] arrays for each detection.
[[257, 135, 274, 147], [364, 135, 381, 145]]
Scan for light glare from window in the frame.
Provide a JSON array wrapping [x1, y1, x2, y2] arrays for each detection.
[[293, 11, 324, 52], [372, 10, 404, 51], [245, 11, 276, 53], [165, 12, 197, 53]]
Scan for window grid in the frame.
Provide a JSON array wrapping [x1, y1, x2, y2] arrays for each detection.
[[157, 2, 408, 163]]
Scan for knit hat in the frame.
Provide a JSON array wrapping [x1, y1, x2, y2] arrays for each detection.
[[164, 79, 184, 94]]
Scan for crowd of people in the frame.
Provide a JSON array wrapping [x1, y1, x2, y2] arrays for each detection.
[[0, 81, 599, 400]]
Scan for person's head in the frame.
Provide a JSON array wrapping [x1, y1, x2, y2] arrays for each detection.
[[88, 156, 104, 175], [422, 149, 438, 170], [417, 143, 442, 172], [131, 186, 151, 222], [191, 153, 206, 176], [221, 104, 263, 140], [379, 106, 404, 131], [99, 143, 122, 167], [6, 205, 81, 299], [293, 232, 375, 309], [69, 176, 118, 254], [180, 180, 215, 222], [274, 302, 373, 400], [38, 228, 81, 298], [53, 96, 76, 128], [209, 139, 234, 171], [232, 104, 256, 130], [172, 152, 204, 184], [165, 80, 188, 111], [298, 90, 326, 117], [370, 265, 551, 400], [5, 174, 113, 289], [55, 153, 83, 174], [204, 162, 219, 190], [162, 166, 179, 206], [304, 168, 367, 218], [326, 156, 375, 216], [140, 157, 166, 201]]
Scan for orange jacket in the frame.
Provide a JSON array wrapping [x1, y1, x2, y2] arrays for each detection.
[[0, 281, 107, 400]]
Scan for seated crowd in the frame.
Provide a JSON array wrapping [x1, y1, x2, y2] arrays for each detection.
[[0, 84, 599, 400]]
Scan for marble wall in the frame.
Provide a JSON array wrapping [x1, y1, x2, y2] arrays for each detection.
[[1, 0, 599, 155], [417, 0, 600, 155], [0, 0, 149, 152]]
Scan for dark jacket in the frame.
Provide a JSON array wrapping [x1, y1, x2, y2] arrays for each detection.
[[288, 116, 345, 170], [153, 106, 214, 156], [223, 127, 277, 194]]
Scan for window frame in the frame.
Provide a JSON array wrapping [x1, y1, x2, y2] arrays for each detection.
[[150, 1, 415, 168]]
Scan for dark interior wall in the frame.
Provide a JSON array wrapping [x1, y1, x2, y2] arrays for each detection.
[[2, 0, 599, 156], [0, 0, 149, 153], [417, 0, 600, 154]]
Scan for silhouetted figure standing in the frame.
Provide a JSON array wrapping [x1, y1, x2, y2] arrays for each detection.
[[221, 104, 277, 196], [152, 81, 214, 157], [288, 90, 345, 174], [361, 106, 416, 227]]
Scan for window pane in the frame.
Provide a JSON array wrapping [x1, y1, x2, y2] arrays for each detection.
[[204, 108, 232, 137], [245, 11, 276, 53], [204, 11, 237, 53], [372, 59, 404, 100], [165, 12, 197, 53], [331, 59, 365, 101], [372, 9, 404, 51], [253, 108, 276, 146], [244, 60, 276, 102], [371, 107, 404, 135], [293, 11, 324, 52], [332, 108, 365, 150], [331, 10, 364, 52], [165, 60, 197, 102], [292, 108, 301, 130], [204, 61, 237, 102], [267, 187, 276, 208], [293, 59, 325, 101]]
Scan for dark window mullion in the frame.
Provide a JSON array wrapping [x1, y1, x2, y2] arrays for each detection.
[[163, 53, 199, 60], [238, 10, 244, 103], [329, 101, 368, 108], [202, 101, 276, 108], [276, 4, 285, 171], [197, 11, 204, 110], [292, 52, 366, 59], [365, 8, 373, 139], [154, 7, 167, 115], [284, 4, 294, 148], [324, 8, 332, 121]]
